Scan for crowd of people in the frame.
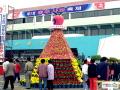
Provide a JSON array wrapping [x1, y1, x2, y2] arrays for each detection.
[[2, 58, 54, 90], [2, 56, 120, 90], [2, 58, 21, 90], [81, 57, 120, 90]]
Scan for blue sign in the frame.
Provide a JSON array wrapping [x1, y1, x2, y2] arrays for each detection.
[[23, 3, 91, 17], [0, 14, 7, 61]]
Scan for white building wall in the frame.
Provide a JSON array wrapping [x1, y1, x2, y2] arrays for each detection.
[[7, 15, 120, 31]]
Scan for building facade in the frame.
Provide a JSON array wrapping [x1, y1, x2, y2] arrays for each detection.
[[5, 0, 120, 59]]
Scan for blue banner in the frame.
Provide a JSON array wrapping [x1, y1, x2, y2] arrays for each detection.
[[0, 14, 7, 61], [23, 3, 92, 17]]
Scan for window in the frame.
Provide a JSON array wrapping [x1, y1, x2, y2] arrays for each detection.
[[14, 18, 23, 24], [18, 31, 26, 39], [112, 8, 120, 15], [36, 16, 42, 22], [42, 29, 50, 35], [115, 28, 120, 35], [99, 29, 106, 35], [7, 19, 14, 24], [34, 29, 42, 36], [12, 32, 18, 40], [79, 30, 85, 34], [25, 17, 34, 23], [94, 10, 111, 17], [82, 11, 95, 17], [91, 29, 98, 35], [71, 12, 83, 19], [106, 28, 113, 35], [6, 32, 12, 40], [89, 26, 98, 35], [75, 27, 86, 35], [62, 13, 69, 19], [23, 30, 33, 39], [44, 15, 51, 21], [67, 27, 75, 34], [63, 28, 69, 34]]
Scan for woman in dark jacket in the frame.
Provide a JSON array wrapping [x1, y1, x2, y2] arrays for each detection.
[[88, 59, 98, 90]]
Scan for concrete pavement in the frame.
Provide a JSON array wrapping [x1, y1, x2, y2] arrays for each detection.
[[0, 75, 83, 90], [0, 75, 119, 90]]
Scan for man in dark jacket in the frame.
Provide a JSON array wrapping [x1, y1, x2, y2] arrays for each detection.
[[88, 59, 98, 90], [97, 57, 109, 81]]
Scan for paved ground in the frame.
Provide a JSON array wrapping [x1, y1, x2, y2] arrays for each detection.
[[0, 75, 84, 90], [0, 75, 119, 90]]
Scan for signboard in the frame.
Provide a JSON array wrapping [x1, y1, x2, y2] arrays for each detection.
[[23, 3, 92, 17], [0, 5, 8, 14], [102, 81, 119, 90], [7, 0, 120, 19], [0, 13, 7, 62]]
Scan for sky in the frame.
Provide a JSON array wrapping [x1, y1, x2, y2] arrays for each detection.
[[0, 0, 83, 9]]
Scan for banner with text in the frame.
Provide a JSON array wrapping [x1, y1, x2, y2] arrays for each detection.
[[0, 14, 7, 62]]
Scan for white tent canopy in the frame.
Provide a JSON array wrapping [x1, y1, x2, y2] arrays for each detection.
[[97, 35, 120, 59]]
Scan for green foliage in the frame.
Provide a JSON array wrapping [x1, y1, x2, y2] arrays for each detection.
[[77, 59, 82, 66], [91, 55, 101, 61], [90, 55, 120, 63], [108, 57, 118, 62]]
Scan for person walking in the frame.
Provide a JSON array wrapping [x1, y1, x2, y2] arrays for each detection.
[[14, 59, 21, 83], [82, 59, 89, 90], [88, 59, 98, 90], [3, 58, 15, 90], [111, 61, 119, 81], [24, 57, 33, 89], [38, 59, 48, 90], [97, 57, 109, 81], [2, 58, 9, 79], [47, 60, 54, 90]]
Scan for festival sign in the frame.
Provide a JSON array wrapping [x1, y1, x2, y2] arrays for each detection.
[[7, 1, 120, 19], [102, 81, 119, 90], [0, 6, 7, 62], [23, 3, 92, 17]]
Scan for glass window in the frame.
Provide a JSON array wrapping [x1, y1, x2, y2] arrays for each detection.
[[91, 29, 98, 36], [79, 30, 85, 35], [94, 10, 111, 16], [82, 11, 95, 17], [42, 29, 50, 35], [68, 27, 75, 34], [71, 12, 83, 19], [23, 18, 25, 23], [44, 15, 51, 21], [18, 31, 25, 39], [115, 28, 120, 35], [26, 31, 32, 39], [6, 32, 12, 40], [12, 32, 18, 40], [62, 13, 69, 19], [33, 29, 42, 36], [63, 30, 67, 34], [7, 19, 14, 24], [63, 28, 69, 34], [25, 17, 34, 23], [99, 29, 106, 35], [75, 27, 86, 35], [14, 18, 23, 24], [106, 28, 113, 35], [112, 8, 120, 15], [36, 16, 42, 22]]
